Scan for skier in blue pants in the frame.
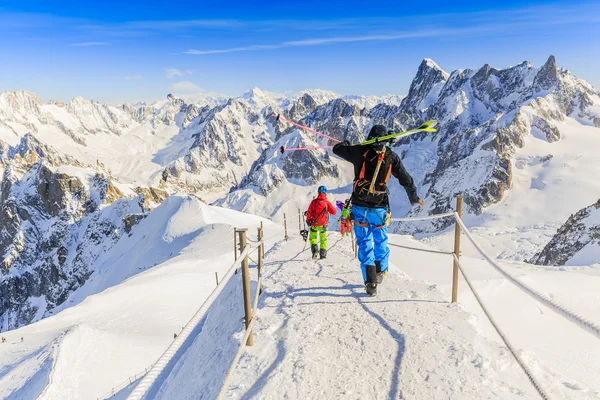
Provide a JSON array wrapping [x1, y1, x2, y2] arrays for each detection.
[[333, 125, 424, 296], [352, 206, 390, 284]]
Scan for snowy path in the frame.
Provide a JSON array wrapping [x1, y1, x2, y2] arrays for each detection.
[[221, 235, 538, 399]]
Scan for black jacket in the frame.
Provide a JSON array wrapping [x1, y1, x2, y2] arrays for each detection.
[[332, 142, 419, 208]]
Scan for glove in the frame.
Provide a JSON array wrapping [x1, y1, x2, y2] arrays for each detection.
[[411, 199, 425, 207], [336, 200, 344, 211]]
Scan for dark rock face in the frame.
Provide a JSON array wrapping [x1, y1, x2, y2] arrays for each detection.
[[0, 140, 145, 331], [124, 213, 147, 234], [403, 59, 449, 112], [533, 55, 559, 93], [288, 94, 318, 121], [223, 56, 600, 225], [530, 199, 600, 266]]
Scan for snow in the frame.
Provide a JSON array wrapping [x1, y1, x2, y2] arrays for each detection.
[[138, 234, 600, 399], [0, 196, 280, 399], [1, 204, 599, 398], [421, 117, 600, 261], [1, 57, 600, 398]]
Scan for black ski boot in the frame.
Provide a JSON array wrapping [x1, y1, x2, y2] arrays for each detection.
[[375, 260, 386, 284], [365, 265, 378, 296], [311, 244, 319, 260], [319, 248, 327, 259]]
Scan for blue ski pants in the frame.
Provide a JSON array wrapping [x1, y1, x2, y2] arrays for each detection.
[[352, 205, 389, 283]]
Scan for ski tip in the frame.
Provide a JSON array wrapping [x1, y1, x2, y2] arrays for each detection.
[[420, 120, 438, 129], [279, 146, 285, 154]]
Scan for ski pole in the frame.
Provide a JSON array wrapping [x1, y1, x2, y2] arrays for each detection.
[[279, 145, 334, 154], [274, 114, 342, 143]]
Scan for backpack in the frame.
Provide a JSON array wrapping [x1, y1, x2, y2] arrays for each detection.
[[353, 148, 393, 206], [306, 199, 329, 227]]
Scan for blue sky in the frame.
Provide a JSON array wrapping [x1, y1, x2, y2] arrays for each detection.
[[1, 0, 599, 103]]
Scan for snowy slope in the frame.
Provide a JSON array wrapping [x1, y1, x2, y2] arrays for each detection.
[[416, 117, 600, 262], [530, 198, 600, 266], [141, 234, 600, 399], [0, 196, 280, 399]]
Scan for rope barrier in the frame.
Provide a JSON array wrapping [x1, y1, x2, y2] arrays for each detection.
[[101, 365, 155, 399], [453, 213, 600, 341], [390, 212, 455, 222], [388, 242, 453, 255], [217, 270, 264, 399], [452, 254, 551, 400], [127, 239, 265, 400], [119, 206, 597, 400]]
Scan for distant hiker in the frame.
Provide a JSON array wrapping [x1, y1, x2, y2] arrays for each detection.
[[333, 125, 424, 296], [306, 186, 336, 260], [1, 337, 5, 343], [21, 337, 23, 342], [336, 199, 352, 237]]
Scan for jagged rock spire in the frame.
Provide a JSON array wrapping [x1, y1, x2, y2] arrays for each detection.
[[402, 58, 449, 111], [533, 55, 559, 92]]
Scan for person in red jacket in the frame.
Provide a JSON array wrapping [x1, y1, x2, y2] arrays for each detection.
[[306, 186, 337, 259]]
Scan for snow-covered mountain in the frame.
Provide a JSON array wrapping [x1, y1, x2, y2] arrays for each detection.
[[0, 135, 170, 330], [530, 199, 600, 266], [1, 55, 600, 331], [217, 56, 600, 240]]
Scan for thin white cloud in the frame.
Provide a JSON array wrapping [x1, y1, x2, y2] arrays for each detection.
[[165, 68, 183, 79], [183, 4, 600, 56], [184, 29, 470, 55], [170, 81, 202, 93], [69, 42, 110, 47], [165, 68, 193, 79], [125, 75, 143, 80]]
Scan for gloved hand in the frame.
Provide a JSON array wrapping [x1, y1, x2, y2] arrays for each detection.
[[411, 199, 425, 207], [336, 200, 344, 211]]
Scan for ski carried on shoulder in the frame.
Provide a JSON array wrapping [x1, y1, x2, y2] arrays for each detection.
[[355, 120, 438, 147], [276, 117, 437, 153]]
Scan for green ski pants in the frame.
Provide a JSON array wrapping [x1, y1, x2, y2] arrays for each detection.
[[309, 226, 328, 250]]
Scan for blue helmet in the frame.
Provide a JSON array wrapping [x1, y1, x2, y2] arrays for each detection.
[[318, 186, 327, 194]]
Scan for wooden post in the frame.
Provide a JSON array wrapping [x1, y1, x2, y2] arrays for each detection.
[[259, 221, 264, 296], [215, 272, 219, 286], [237, 229, 253, 346], [452, 195, 463, 303], [283, 213, 288, 241], [233, 227, 237, 262], [298, 208, 302, 233], [257, 223, 264, 276]]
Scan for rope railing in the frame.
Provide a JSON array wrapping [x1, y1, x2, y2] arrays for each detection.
[[127, 237, 266, 400], [100, 364, 155, 399], [453, 213, 600, 341], [390, 212, 455, 222], [387, 242, 453, 255], [114, 197, 597, 400], [217, 265, 265, 399], [452, 254, 551, 400]]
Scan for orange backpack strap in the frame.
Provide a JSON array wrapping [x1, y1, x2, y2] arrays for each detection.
[[358, 150, 369, 179], [384, 164, 392, 183]]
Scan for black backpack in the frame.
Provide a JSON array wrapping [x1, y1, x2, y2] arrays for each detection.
[[353, 148, 393, 205]]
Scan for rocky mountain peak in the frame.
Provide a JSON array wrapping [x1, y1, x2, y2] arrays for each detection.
[[530, 199, 600, 266], [0, 90, 44, 114], [401, 58, 450, 111], [288, 93, 318, 121], [533, 55, 559, 92]]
